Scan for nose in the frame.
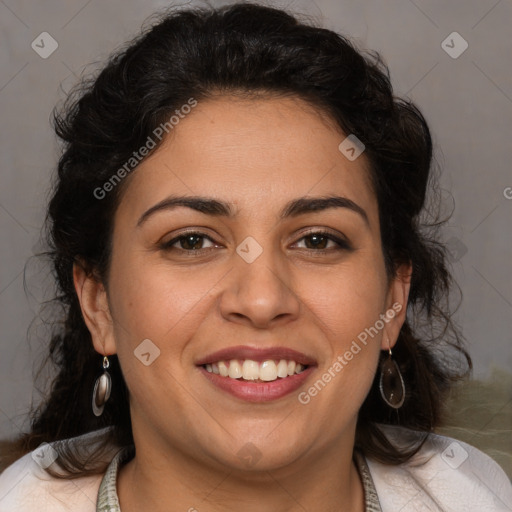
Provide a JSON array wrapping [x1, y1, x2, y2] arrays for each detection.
[[219, 247, 301, 329]]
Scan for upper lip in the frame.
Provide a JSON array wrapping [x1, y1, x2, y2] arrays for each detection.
[[195, 345, 317, 366]]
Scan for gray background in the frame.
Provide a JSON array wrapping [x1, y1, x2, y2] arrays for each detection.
[[0, 0, 511, 440]]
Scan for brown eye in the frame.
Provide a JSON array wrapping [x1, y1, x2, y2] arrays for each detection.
[[294, 231, 351, 252], [177, 234, 209, 250], [162, 232, 217, 252], [302, 234, 330, 250]]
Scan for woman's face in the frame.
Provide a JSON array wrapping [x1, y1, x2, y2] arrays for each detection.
[[78, 95, 410, 472]]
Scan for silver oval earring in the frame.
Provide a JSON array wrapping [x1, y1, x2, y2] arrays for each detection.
[[92, 355, 112, 417], [379, 344, 405, 409]]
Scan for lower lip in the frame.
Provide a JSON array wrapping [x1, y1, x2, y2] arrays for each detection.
[[199, 366, 315, 402]]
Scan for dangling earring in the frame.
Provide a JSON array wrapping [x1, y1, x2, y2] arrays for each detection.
[[92, 355, 112, 417], [379, 342, 405, 409]]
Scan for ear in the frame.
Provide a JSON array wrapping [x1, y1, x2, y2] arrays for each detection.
[[73, 260, 117, 356], [381, 261, 412, 351]]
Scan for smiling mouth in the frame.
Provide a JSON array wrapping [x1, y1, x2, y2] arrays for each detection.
[[200, 359, 308, 383]]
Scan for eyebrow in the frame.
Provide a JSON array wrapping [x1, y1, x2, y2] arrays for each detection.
[[136, 194, 370, 227]]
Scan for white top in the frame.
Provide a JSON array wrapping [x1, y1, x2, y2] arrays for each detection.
[[0, 424, 511, 511]]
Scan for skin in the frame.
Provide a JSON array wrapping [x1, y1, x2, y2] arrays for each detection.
[[74, 95, 411, 512]]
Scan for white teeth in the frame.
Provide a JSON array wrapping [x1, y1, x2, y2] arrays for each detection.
[[276, 359, 288, 378], [203, 358, 308, 382], [242, 360, 260, 380], [228, 360, 243, 379], [218, 361, 229, 377], [260, 360, 278, 381]]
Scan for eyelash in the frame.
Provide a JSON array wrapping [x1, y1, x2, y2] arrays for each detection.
[[160, 229, 352, 256]]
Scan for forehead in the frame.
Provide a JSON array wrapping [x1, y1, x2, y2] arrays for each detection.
[[116, 95, 377, 227]]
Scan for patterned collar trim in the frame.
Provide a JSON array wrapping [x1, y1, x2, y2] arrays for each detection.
[[96, 444, 134, 512], [353, 449, 383, 511], [96, 446, 381, 512]]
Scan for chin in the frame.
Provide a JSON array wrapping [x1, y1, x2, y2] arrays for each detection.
[[201, 430, 308, 473]]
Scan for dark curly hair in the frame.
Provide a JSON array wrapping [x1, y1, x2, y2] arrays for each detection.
[[1, 2, 471, 478]]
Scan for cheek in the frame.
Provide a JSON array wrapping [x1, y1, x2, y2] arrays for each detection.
[[297, 266, 385, 420], [105, 255, 215, 415], [107, 248, 226, 361], [302, 257, 388, 343], [301, 254, 388, 408]]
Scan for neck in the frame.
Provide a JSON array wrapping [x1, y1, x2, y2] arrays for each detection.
[[117, 429, 365, 512]]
